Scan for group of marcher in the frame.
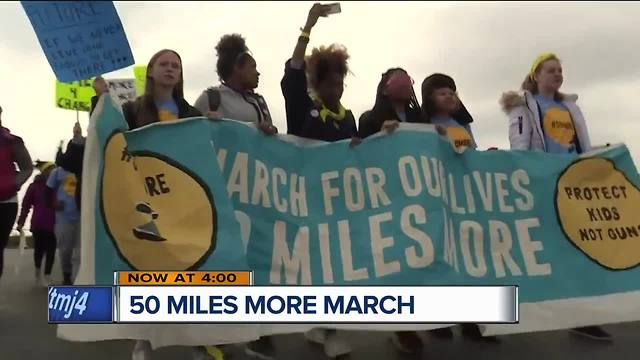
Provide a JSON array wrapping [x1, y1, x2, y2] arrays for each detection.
[[0, 113, 84, 288], [0, 3, 611, 360]]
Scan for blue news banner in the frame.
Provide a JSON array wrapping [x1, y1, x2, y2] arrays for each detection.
[[48, 286, 113, 323]]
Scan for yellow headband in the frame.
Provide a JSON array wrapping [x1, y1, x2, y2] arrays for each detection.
[[530, 52, 558, 79]]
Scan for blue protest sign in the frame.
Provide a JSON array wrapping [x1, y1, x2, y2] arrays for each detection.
[[21, 1, 134, 82]]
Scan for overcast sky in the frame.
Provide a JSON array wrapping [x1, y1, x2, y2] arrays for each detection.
[[1, 1, 639, 174]]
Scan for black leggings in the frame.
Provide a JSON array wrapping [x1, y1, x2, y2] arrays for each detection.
[[0, 202, 18, 279], [33, 230, 56, 275]]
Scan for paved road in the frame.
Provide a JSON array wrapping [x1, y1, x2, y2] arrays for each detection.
[[1, 249, 638, 360]]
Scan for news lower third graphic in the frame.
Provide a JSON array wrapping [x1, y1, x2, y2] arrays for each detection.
[[116, 285, 518, 324], [48, 286, 114, 323], [47, 272, 518, 324]]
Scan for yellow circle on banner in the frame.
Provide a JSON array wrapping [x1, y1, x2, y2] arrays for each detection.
[[556, 158, 640, 270], [62, 173, 77, 197], [543, 108, 575, 146], [445, 126, 473, 149], [101, 132, 216, 270]]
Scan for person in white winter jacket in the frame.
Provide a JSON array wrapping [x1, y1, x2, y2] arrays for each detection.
[[500, 52, 613, 342], [501, 52, 592, 154]]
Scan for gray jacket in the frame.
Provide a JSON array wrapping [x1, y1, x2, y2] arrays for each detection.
[[194, 84, 272, 125]]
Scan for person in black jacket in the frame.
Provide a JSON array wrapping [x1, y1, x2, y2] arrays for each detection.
[[91, 49, 202, 130], [281, 3, 358, 144], [359, 69, 430, 355], [358, 68, 424, 138], [280, 5, 358, 359]]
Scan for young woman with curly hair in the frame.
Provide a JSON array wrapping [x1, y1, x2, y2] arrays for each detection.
[[194, 34, 276, 135], [281, 3, 357, 144], [279, 4, 357, 359]]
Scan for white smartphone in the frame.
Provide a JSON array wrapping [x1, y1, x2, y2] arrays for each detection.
[[325, 3, 341, 15]]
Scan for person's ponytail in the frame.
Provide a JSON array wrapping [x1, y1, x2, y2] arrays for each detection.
[[521, 74, 537, 94]]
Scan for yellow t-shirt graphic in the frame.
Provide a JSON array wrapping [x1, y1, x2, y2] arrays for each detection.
[[158, 110, 178, 122], [542, 107, 576, 146], [156, 99, 179, 122], [62, 173, 77, 197], [432, 116, 477, 150], [534, 94, 579, 154], [446, 126, 474, 150]]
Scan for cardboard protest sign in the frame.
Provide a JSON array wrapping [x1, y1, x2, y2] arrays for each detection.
[[21, 1, 135, 82], [107, 78, 137, 106], [133, 65, 147, 96], [55, 79, 95, 112], [55, 78, 136, 112]]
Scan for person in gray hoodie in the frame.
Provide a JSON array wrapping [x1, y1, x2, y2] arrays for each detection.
[[194, 34, 276, 136], [194, 33, 277, 360]]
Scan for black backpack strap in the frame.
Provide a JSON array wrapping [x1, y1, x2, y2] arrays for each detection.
[[252, 93, 272, 124], [206, 88, 221, 112]]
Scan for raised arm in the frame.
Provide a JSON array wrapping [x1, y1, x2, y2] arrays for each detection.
[[291, 4, 329, 67], [45, 168, 60, 210], [282, 4, 331, 136], [90, 76, 109, 117]]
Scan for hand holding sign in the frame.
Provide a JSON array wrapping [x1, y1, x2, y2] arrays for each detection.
[[73, 122, 83, 140], [107, 79, 137, 105], [22, 1, 134, 82], [93, 76, 109, 96]]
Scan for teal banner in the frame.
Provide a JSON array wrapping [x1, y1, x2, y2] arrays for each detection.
[[92, 97, 640, 303]]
